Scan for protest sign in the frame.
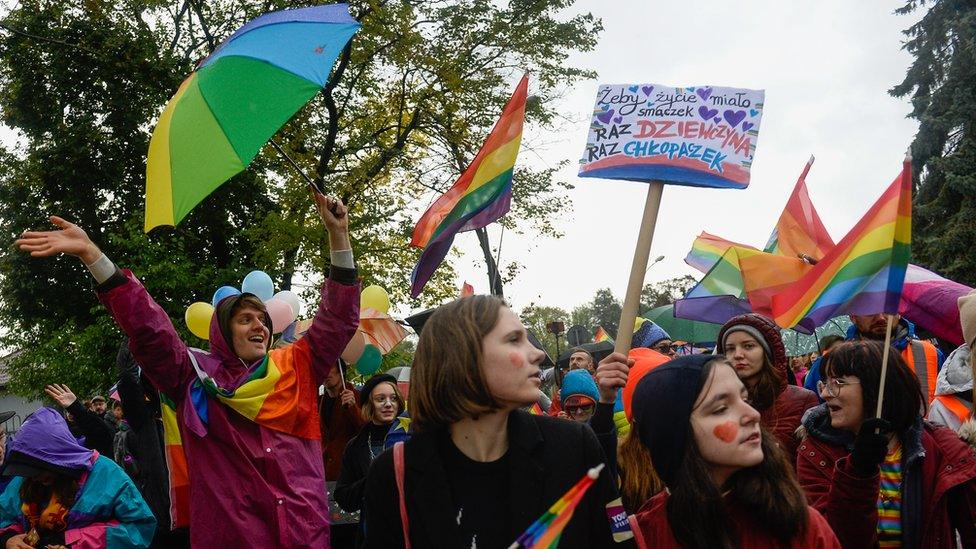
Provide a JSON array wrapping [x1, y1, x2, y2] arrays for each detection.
[[579, 84, 765, 189]]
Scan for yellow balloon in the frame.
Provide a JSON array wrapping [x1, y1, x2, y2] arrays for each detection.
[[360, 285, 391, 314], [185, 302, 214, 340]]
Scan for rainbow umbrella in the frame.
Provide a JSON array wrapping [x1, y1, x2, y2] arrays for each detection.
[[145, 5, 360, 231]]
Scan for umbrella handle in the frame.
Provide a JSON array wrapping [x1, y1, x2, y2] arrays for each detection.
[[270, 139, 331, 198]]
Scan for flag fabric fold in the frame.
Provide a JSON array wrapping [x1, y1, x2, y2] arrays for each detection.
[[762, 156, 834, 260], [410, 75, 528, 297]]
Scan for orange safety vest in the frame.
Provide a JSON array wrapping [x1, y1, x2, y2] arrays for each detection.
[[932, 394, 973, 424], [902, 340, 939, 405]]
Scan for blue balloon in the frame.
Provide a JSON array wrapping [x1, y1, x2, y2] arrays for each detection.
[[241, 270, 274, 302], [212, 286, 241, 307]]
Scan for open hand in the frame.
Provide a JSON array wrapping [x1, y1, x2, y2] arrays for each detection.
[[15, 216, 101, 264], [595, 352, 633, 403], [44, 384, 78, 409], [5, 533, 32, 549]]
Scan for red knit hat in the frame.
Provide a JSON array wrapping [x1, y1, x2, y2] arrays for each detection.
[[717, 313, 789, 385], [622, 347, 671, 422]]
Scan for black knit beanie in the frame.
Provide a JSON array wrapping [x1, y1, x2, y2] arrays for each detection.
[[630, 354, 717, 485]]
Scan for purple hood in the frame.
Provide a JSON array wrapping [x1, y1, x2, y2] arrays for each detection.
[[10, 407, 93, 471]]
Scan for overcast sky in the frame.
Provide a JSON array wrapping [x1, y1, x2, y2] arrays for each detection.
[[444, 0, 925, 315]]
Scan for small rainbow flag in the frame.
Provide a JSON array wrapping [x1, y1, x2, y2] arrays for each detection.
[[593, 326, 612, 343], [528, 402, 545, 415], [762, 156, 834, 261], [509, 464, 604, 549], [410, 75, 528, 297], [771, 160, 912, 332]]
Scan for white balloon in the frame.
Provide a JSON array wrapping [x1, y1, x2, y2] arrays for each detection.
[[273, 290, 303, 317]]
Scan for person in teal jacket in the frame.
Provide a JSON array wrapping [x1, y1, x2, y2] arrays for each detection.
[[0, 407, 155, 548]]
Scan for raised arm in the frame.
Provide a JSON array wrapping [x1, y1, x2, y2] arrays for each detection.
[[17, 216, 193, 398]]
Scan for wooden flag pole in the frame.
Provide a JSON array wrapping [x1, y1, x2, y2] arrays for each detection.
[[613, 182, 665, 354], [874, 314, 896, 418]]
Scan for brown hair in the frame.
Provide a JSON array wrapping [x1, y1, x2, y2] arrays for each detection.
[[748, 354, 786, 411], [359, 381, 405, 423], [618, 428, 664, 513], [410, 296, 506, 431], [822, 340, 924, 433]]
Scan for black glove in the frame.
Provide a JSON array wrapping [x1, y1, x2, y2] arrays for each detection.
[[850, 417, 892, 475]]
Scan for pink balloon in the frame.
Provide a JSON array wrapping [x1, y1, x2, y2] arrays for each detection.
[[265, 299, 296, 334]]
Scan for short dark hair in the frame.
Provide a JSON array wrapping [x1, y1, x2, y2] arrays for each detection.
[[818, 334, 844, 351], [822, 340, 924, 433]]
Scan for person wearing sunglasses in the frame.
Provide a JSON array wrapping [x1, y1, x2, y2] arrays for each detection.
[[632, 321, 676, 358], [797, 340, 976, 548], [558, 370, 599, 424]]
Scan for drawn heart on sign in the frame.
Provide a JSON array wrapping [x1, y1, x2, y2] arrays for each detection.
[[642, 85, 654, 96], [696, 87, 713, 101], [613, 116, 623, 124], [685, 87, 695, 92], [723, 109, 747, 128], [596, 109, 615, 124], [750, 109, 760, 117], [698, 106, 718, 121], [742, 122, 754, 132], [628, 85, 639, 93], [713, 117, 722, 124]]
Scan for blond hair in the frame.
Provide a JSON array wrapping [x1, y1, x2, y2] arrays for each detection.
[[360, 381, 405, 423]]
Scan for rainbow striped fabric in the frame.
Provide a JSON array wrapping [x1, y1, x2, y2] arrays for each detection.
[[160, 394, 190, 529], [771, 160, 912, 332], [511, 464, 604, 548], [684, 231, 755, 273], [762, 156, 834, 259], [409, 75, 528, 297], [876, 443, 903, 547], [593, 326, 612, 343]]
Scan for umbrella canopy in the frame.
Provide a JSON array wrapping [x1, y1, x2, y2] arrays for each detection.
[[145, 5, 360, 231], [780, 316, 852, 356], [643, 304, 722, 344], [360, 308, 408, 354], [556, 340, 614, 370]]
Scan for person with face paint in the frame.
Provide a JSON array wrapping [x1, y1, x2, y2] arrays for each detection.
[[627, 355, 840, 548], [362, 296, 624, 548], [718, 314, 820, 463], [797, 340, 976, 548], [334, 373, 404, 545], [15, 192, 360, 547]]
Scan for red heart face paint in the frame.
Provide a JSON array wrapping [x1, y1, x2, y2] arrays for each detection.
[[713, 421, 738, 443], [509, 352, 525, 368]]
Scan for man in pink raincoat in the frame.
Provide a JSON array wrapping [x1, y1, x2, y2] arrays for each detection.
[[17, 192, 359, 548]]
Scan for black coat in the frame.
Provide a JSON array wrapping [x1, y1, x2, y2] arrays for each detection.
[[362, 410, 629, 549], [334, 422, 390, 513]]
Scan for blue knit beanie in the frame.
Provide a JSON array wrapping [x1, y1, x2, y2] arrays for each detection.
[[632, 320, 671, 350], [561, 369, 599, 403]]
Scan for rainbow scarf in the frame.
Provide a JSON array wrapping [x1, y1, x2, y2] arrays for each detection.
[[159, 395, 190, 530], [771, 160, 912, 331], [409, 75, 528, 297], [511, 464, 604, 548]]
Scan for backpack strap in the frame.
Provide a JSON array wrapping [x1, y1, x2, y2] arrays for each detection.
[[628, 514, 646, 549], [393, 441, 411, 549]]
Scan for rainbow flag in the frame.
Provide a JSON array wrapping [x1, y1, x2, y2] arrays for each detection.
[[683, 231, 755, 273], [160, 394, 190, 529], [762, 156, 834, 260], [410, 75, 528, 297], [528, 402, 545, 415], [510, 464, 604, 549], [899, 264, 971, 345], [593, 326, 612, 343], [771, 160, 912, 332]]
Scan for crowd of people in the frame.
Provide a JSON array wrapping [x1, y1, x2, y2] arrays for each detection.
[[2, 195, 975, 548]]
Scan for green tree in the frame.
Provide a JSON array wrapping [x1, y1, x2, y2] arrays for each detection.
[[519, 303, 570, 359], [892, 0, 976, 286], [640, 275, 698, 313], [570, 287, 621, 339]]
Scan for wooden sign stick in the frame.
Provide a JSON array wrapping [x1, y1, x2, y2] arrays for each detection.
[[613, 182, 665, 354], [874, 313, 896, 418]]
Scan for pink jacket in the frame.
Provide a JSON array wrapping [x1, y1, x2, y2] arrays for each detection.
[[99, 270, 359, 547]]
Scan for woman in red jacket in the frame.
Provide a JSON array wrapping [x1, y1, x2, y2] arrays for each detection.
[[628, 354, 839, 548], [718, 314, 820, 462], [797, 340, 976, 547]]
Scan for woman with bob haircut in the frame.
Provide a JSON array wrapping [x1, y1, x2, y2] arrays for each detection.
[[627, 354, 839, 548], [362, 296, 623, 548], [797, 340, 976, 547], [718, 314, 819, 462], [334, 373, 405, 542]]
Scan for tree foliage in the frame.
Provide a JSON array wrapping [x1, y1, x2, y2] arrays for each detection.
[[891, 0, 976, 286], [639, 275, 697, 313], [0, 0, 602, 398], [519, 303, 570, 359]]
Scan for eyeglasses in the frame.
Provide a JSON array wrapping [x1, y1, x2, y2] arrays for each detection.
[[817, 378, 860, 397], [565, 404, 595, 417], [372, 396, 398, 406], [651, 343, 678, 354]]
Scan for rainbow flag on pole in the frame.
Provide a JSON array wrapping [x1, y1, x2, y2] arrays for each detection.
[[410, 75, 528, 297], [509, 464, 604, 549], [762, 156, 834, 260], [771, 160, 912, 332], [593, 326, 612, 343]]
